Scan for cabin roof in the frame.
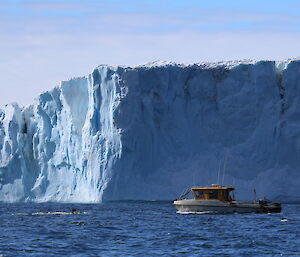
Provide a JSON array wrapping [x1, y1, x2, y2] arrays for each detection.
[[191, 184, 234, 191]]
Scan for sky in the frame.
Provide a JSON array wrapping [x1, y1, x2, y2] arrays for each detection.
[[0, 0, 300, 107]]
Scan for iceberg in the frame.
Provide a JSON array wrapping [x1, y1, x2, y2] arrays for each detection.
[[1, 59, 300, 202]]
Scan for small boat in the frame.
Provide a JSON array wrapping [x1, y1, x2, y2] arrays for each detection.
[[173, 184, 281, 214]]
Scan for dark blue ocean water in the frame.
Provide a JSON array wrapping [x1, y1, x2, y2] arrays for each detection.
[[0, 202, 299, 257]]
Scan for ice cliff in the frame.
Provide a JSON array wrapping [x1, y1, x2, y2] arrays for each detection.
[[1, 59, 300, 202]]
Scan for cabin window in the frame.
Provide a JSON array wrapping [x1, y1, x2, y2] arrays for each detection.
[[220, 190, 233, 201], [223, 190, 229, 200], [194, 190, 204, 199], [208, 190, 218, 199], [229, 191, 233, 201]]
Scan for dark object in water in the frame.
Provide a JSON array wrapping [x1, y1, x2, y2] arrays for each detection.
[[258, 199, 281, 213]]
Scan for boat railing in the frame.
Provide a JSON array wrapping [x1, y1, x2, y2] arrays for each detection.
[[177, 188, 191, 200]]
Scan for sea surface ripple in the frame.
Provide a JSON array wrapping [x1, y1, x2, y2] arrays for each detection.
[[0, 202, 299, 256]]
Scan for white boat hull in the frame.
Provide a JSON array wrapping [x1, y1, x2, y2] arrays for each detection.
[[173, 199, 280, 214]]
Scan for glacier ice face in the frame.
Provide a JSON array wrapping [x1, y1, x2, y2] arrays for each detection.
[[1, 60, 300, 202]]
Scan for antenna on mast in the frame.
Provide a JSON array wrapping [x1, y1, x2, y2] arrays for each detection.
[[193, 173, 195, 187], [253, 189, 257, 202], [221, 149, 229, 185], [217, 159, 221, 185]]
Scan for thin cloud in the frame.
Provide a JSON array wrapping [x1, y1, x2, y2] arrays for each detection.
[[1, 30, 300, 106], [2, 2, 300, 35]]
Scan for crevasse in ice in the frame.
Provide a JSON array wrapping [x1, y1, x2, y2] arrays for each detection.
[[0, 60, 300, 202]]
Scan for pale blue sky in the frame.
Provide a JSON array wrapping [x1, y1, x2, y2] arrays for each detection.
[[0, 0, 300, 106]]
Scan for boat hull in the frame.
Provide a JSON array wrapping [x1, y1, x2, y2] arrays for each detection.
[[173, 199, 281, 214]]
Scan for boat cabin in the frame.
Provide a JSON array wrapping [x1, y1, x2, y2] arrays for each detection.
[[191, 184, 234, 202]]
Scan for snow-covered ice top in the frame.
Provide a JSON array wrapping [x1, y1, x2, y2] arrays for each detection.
[[1, 59, 300, 202]]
